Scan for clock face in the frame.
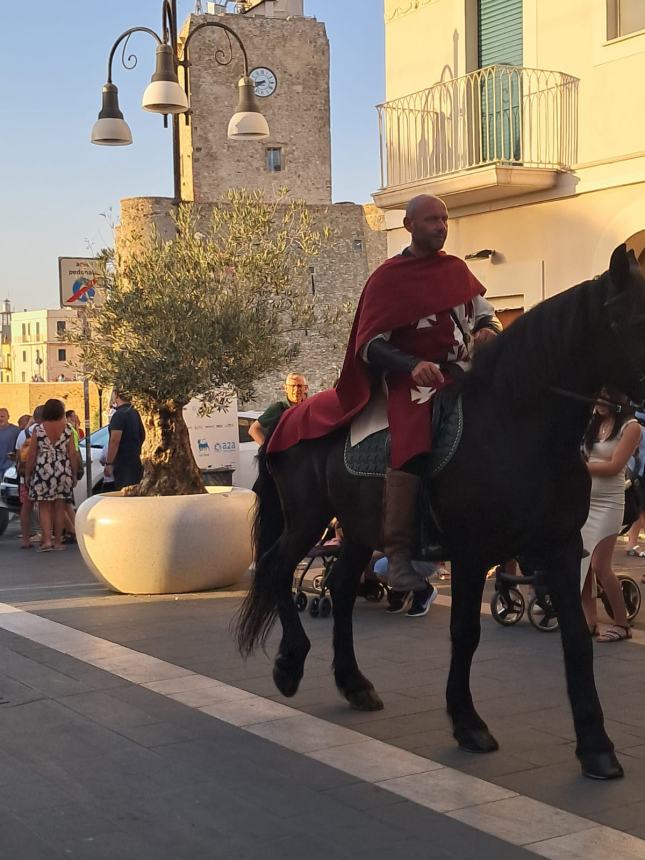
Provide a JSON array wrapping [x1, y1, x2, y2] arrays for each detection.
[[249, 67, 278, 97]]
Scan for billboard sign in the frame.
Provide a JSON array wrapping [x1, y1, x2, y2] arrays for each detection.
[[183, 396, 240, 472], [59, 257, 102, 308]]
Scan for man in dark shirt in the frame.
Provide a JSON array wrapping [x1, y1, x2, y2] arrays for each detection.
[[249, 373, 308, 446], [0, 408, 19, 482], [104, 392, 145, 491]]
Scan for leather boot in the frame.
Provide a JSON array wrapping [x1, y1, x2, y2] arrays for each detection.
[[382, 468, 425, 593]]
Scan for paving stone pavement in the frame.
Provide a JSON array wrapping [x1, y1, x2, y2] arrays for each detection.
[[1, 516, 645, 858]]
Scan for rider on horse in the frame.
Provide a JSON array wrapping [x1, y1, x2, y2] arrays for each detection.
[[269, 194, 501, 613]]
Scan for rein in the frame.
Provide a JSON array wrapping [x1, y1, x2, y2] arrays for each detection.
[[548, 386, 622, 412], [549, 386, 645, 416]]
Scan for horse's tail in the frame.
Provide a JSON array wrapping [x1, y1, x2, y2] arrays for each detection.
[[235, 437, 285, 657]]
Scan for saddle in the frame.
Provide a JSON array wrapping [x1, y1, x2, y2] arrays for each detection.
[[343, 386, 463, 480]]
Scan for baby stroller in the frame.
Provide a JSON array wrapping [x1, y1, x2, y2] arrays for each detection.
[[490, 558, 641, 632], [292, 526, 390, 618]]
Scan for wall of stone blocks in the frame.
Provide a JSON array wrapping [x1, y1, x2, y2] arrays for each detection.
[[117, 197, 387, 410], [178, 12, 332, 205], [0, 383, 106, 432]]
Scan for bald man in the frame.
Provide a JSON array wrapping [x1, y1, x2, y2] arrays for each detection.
[[249, 373, 309, 446], [361, 195, 500, 613]]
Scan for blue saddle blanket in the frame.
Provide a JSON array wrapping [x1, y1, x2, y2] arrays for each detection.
[[343, 391, 463, 479]]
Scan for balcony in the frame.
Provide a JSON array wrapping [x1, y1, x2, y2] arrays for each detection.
[[374, 65, 579, 210], [15, 334, 45, 344]]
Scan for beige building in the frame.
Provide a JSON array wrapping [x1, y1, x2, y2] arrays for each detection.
[[375, 0, 645, 319], [10, 309, 80, 384]]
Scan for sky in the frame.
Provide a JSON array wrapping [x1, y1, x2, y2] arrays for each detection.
[[0, 0, 384, 312]]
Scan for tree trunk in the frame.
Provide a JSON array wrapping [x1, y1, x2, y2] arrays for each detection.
[[124, 402, 206, 497]]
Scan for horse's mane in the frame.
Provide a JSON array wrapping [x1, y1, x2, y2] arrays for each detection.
[[465, 271, 609, 407]]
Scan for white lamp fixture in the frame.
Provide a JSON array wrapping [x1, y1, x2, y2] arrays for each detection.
[[91, 83, 133, 146], [227, 76, 270, 140], [142, 44, 189, 114]]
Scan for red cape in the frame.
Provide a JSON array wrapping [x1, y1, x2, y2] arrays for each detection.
[[268, 251, 485, 454]]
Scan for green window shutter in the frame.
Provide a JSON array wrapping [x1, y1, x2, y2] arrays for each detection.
[[477, 0, 523, 163], [478, 0, 523, 67]]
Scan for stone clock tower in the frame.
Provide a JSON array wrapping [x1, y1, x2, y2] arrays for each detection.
[[120, 2, 386, 404], [178, 2, 332, 203]]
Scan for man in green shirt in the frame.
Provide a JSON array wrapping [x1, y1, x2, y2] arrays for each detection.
[[249, 373, 309, 446]]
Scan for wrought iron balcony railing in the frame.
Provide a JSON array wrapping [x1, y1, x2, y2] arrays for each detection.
[[377, 65, 579, 191]]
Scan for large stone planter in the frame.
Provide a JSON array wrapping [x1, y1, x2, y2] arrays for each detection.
[[76, 487, 255, 594]]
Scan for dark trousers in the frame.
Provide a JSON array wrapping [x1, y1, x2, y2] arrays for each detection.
[[113, 462, 143, 491]]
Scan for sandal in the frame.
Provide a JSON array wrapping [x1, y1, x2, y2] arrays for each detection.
[[596, 624, 632, 643], [37, 545, 53, 553], [626, 546, 645, 557]]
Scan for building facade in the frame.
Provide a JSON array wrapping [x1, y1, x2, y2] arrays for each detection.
[[375, 0, 645, 318], [10, 309, 79, 384], [178, 1, 332, 204], [0, 301, 11, 384]]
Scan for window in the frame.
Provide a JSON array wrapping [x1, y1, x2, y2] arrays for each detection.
[[21, 323, 26, 337], [265, 147, 283, 172], [21, 372, 25, 382], [607, 0, 645, 38], [35, 322, 40, 337], [56, 320, 66, 335], [27, 323, 31, 335], [58, 349, 66, 362], [22, 351, 26, 362], [353, 239, 363, 252]]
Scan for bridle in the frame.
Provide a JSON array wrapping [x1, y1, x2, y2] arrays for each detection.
[[548, 386, 642, 414]]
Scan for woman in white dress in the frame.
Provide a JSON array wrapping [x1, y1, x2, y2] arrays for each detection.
[[580, 389, 642, 642]]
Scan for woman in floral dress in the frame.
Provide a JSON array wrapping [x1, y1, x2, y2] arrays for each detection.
[[25, 398, 80, 552]]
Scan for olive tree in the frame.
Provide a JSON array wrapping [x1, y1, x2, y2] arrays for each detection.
[[70, 190, 335, 496]]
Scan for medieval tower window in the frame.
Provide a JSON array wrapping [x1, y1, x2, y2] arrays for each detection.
[[265, 147, 283, 172]]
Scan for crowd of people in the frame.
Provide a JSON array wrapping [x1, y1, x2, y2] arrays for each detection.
[[0, 392, 144, 552]]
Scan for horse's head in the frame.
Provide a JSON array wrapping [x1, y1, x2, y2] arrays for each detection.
[[601, 243, 645, 402]]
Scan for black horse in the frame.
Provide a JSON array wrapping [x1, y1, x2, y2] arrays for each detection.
[[236, 245, 645, 780]]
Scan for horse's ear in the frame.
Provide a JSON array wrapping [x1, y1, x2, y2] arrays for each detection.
[[609, 243, 630, 289]]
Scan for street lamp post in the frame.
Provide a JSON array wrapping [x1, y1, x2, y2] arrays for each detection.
[[91, 0, 270, 202]]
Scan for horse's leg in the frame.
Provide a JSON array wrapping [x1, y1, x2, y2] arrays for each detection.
[[546, 540, 623, 779], [328, 541, 383, 712], [271, 522, 328, 698], [446, 557, 499, 753]]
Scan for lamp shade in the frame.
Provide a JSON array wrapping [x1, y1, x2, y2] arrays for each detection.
[[227, 76, 270, 141], [91, 83, 132, 146], [142, 44, 188, 114], [91, 117, 132, 146]]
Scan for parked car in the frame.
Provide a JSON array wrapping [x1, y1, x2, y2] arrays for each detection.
[[0, 426, 107, 517], [235, 411, 260, 489]]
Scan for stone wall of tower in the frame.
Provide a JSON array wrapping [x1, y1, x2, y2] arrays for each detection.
[[178, 11, 332, 204], [117, 198, 387, 407]]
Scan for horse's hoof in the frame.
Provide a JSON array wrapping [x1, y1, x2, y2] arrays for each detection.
[[455, 726, 499, 754], [272, 663, 302, 698], [346, 688, 384, 711], [579, 751, 624, 780]]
